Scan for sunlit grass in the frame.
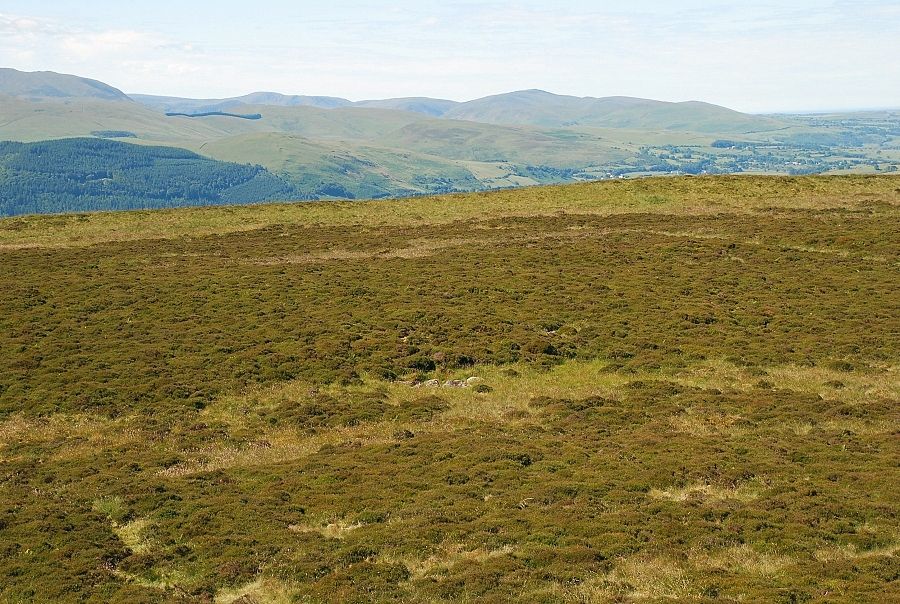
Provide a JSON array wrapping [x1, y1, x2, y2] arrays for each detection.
[[1, 175, 896, 248]]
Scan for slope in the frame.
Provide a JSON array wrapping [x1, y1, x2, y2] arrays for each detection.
[[0, 67, 130, 101], [0, 138, 302, 215], [0, 95, 259, 143], [193, 132, 482, 198]]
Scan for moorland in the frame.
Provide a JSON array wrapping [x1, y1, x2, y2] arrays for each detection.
[[0, 175, 897, 602]]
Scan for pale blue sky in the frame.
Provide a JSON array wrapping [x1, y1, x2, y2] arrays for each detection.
[[1, 1, 898, 112]]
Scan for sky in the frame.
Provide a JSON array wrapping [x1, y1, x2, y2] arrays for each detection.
[[0, 0, 898, 113]]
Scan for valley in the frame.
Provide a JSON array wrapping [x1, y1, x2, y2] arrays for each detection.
[[1, 68, 898, 214]]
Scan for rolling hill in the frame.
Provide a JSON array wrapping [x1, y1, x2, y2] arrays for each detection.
[[0, 67, 130, 101], [350, 97, 459, 116], [1, 68, 897, 209], [0, 138, 301, 215], [133, 88, 788, 133], [443, 89, 789, 133], [131, 91, 353, 113], [133, 93, 460, 117]]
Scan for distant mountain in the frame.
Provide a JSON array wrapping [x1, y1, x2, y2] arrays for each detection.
[[134, 93, 458, 117], [443, 90, 787, 133], [132, 88, 786, 133], [4, 67, 892, 211], [131, 92, 352, 114], [0, 68, 130, 102], [353, 97, 459, 117]]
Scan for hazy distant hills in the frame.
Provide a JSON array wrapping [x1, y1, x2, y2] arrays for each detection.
[[133, 92, 461, 117], [0, 68, 130, 102], [443, 89, 788, 133], [0, 68, 896, 214], [129, 88, 787, 133], [352, 97, 459, 117], [131, 91, 353, 113], [0, 67, 784, 135]]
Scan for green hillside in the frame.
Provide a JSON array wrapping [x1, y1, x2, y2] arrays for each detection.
[[0, 176, 898, 602], [2, 70, 898, 206], [0, 138, 301, 215], [193, 132, 483, 198], [0, 96, 250, 143]]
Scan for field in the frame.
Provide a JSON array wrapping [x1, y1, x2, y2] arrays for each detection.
[[0, 175, 898, 602]]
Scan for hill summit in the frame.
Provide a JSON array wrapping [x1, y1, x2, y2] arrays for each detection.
[[0, 68, 130, 101]]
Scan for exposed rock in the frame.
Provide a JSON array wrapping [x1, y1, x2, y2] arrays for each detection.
[[465, 376, 482, 385], [443, 379, 468, 388]]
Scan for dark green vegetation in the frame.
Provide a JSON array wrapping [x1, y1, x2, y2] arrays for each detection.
[[2, 69, 899, 211], [0, 139, 302, 216], [165, 112, 263, 120], [90, 131, 138, 139], [0, 176, 897, 602]]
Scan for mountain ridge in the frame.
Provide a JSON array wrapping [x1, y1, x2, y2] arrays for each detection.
[[1, 67, 894, 208], [0, 68, 131, 102], [1, 68, 783, 134]]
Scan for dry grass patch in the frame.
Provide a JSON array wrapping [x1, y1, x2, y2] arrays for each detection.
[[558, 546, 789, 602], [112, 567, 201, 596], [114, 517, 155, 555], [674, 359, 900, 404], [288, 520, 364, 540], [552, 557, 697, 602], [814, 542, 900, 562], [382, 543, 516, 580], [649, 480, 763, 504], [609, 556, 696, 600], [0, 413, 140, 448], [93, 497, 156, 555], [214, 577, 296, 604], [386, 359, 633, 423], [765, 364, 900, 405], [669, 408, 746, 437], [699, 544, 791, 576], [792, 418, 897, 437], [158, 420, 438, 477]]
